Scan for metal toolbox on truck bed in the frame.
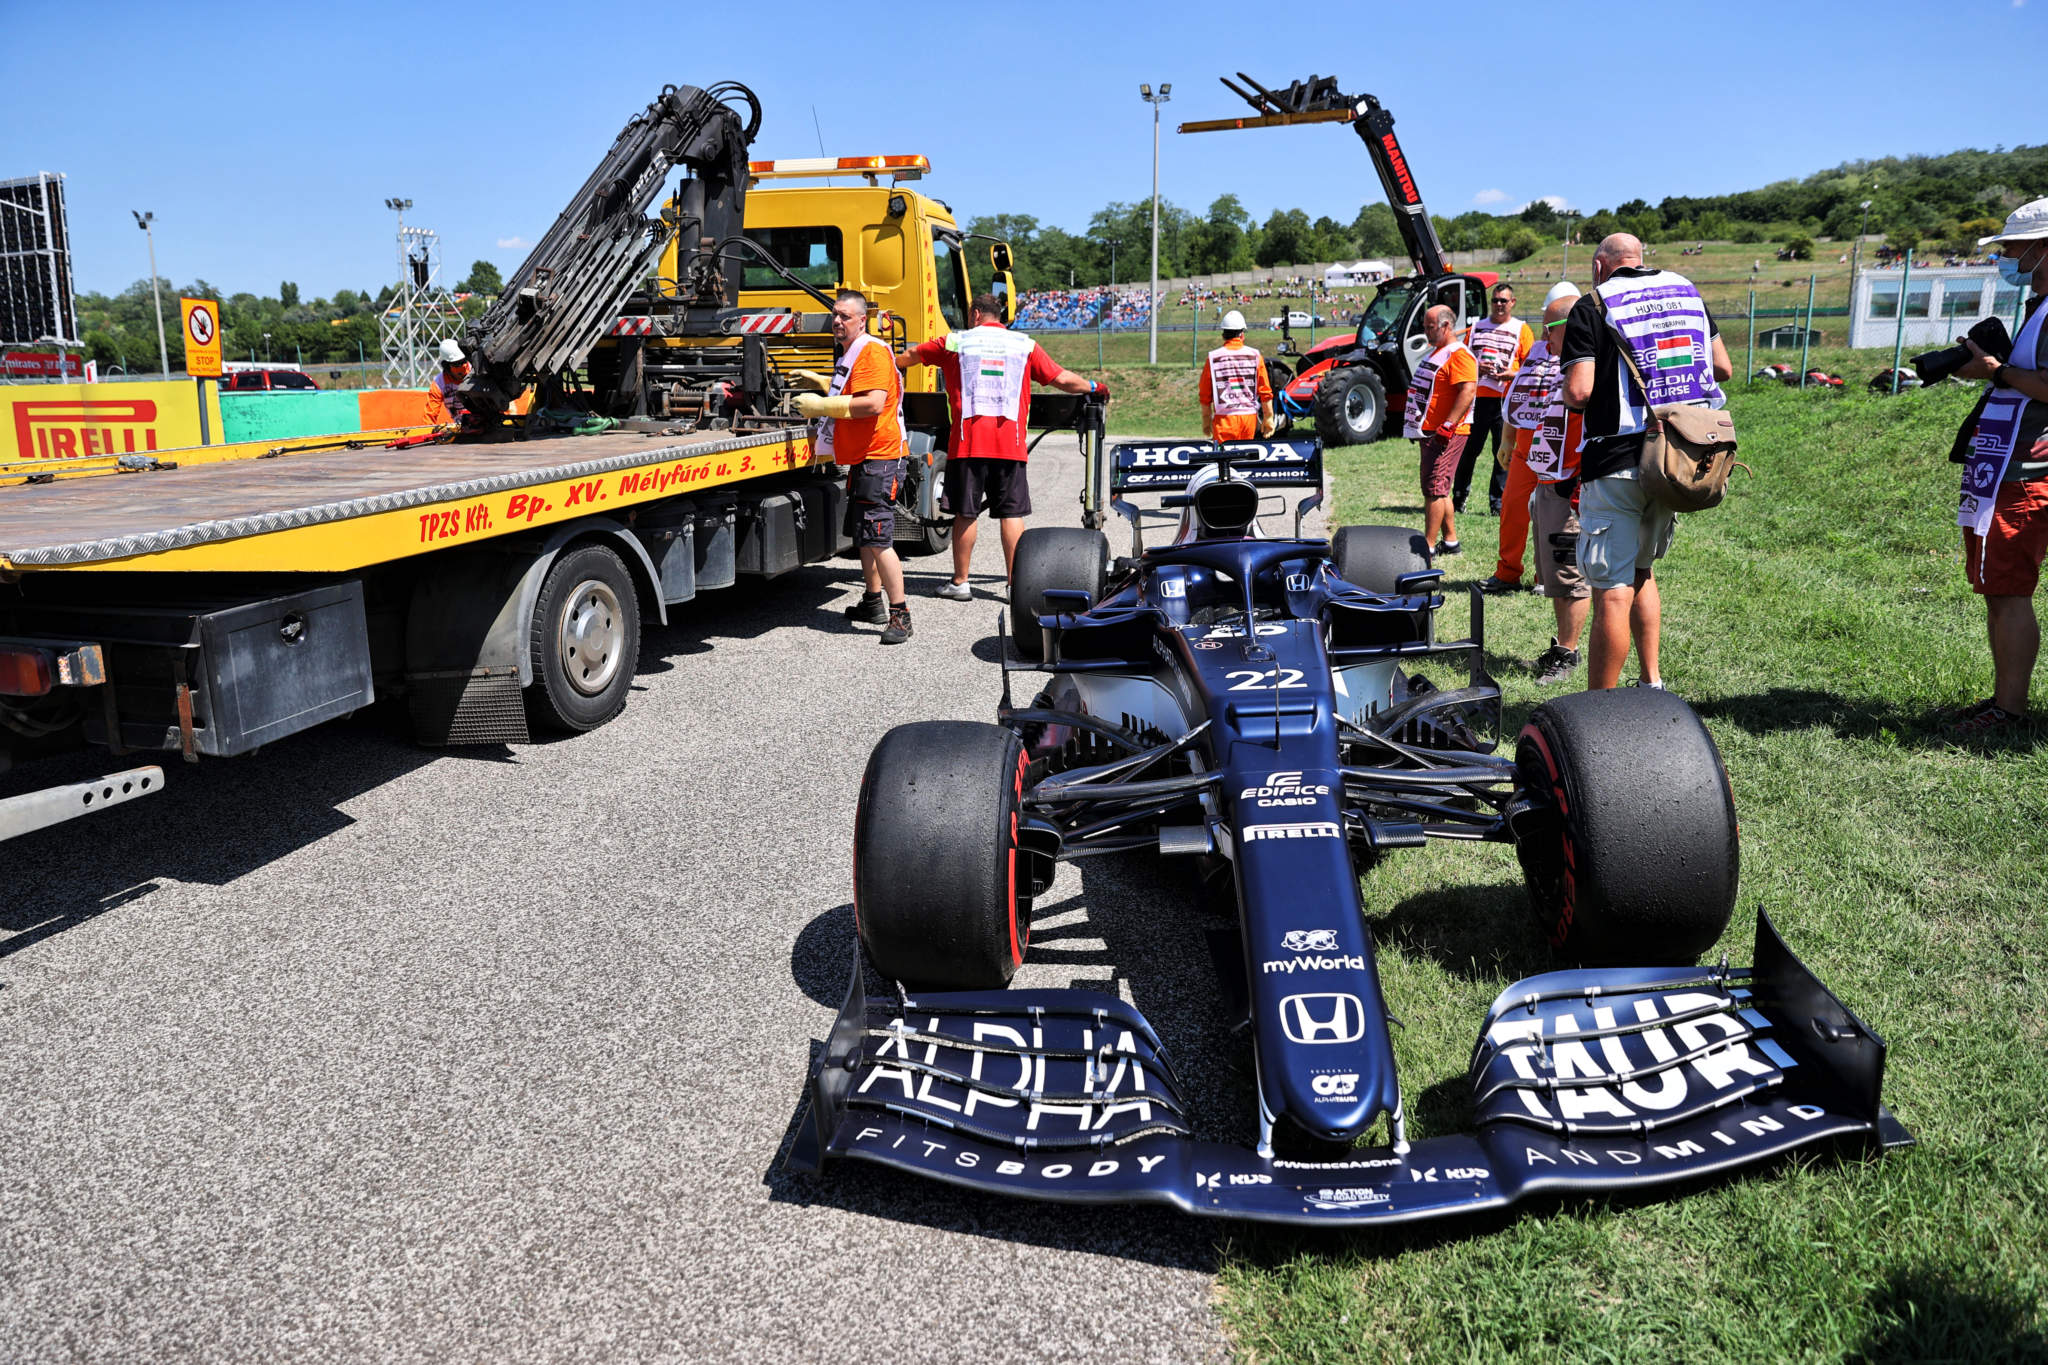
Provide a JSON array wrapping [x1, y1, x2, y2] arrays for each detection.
[[18, 582, 377, 758], [633, 499, 698, 605], [736, 490, 803, 579]]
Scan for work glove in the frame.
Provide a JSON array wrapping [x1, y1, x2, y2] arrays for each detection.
[[794, 393, 852, 421], [1087, 378, 1111, 400], [790, 369, 831, 394]]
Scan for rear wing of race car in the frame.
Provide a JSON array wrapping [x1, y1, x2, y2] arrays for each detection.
[[1107, 437, 1326, 550]]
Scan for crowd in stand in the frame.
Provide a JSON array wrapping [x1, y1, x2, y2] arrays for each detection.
[[1011, 286, 1154, 331]]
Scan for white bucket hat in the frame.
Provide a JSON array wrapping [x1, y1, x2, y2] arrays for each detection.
[[437, 338, 467, 365], [1544, 280, 1582, 306], [1221, 309, 1247, 331], [1979, 196, 2048, 247]]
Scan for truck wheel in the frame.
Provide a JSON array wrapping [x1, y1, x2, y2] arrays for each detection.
[[1513, 688, 1738, 965], [526, 543, 641, 733], [1314, 366, 1386, 446], [1330, 525, 1432, 592], [1010, 527, 1108, 661], [855, 721, 1030, 990]]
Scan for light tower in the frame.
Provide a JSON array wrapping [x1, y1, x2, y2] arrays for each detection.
[[378, 197, 461, 388]]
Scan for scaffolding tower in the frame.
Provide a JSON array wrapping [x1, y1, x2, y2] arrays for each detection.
[[379, 205, 463, 389]]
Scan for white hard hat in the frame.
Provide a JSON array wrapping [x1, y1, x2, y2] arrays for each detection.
[[1980, 196, 2048, 247], [437, 338, 466, 365], [1544, 281, 1582, 306], [1221, 309, 1247, 331]]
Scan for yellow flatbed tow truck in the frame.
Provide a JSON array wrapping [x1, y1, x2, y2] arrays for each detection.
[[1, 79, 1104, 834]]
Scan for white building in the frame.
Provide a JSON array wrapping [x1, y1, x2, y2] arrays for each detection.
[[1848, 265, 2029, 349]]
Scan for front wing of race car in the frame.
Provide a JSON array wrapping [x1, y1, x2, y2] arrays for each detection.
[[787, 912, 1911, 1226]]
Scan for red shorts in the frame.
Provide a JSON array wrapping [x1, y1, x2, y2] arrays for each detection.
[[1419, 433, 1467, 499], [1963, 478, 2048, 597]]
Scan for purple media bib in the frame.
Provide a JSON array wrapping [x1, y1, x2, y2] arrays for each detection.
[[1596, 270, 1725, 413]]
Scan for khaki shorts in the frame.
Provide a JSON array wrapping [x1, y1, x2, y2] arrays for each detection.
[[1577, 474, 1675, 590], [1530, 482, 1588, 600]]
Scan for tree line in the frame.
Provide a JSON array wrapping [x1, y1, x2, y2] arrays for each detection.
[[70, 262, 503, 374], [976, 143, 2046, 293]]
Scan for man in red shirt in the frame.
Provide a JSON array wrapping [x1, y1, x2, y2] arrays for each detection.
[[897, 293, 1104, 600]]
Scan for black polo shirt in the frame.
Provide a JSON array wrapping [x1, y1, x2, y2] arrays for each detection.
[[1561, 266, 1721, 482]]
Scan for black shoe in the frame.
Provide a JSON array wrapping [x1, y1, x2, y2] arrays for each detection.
[[1488, 500, 1503, 516], [1477, 575, 1520, 596], [1532, 638, 1580, 684], [880, 605, 913, 645], [844, 592, 887, 624], [1451, 498, 1468, 515], [1434, 538, 1463, 557]]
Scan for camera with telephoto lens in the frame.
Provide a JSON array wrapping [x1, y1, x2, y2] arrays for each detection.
[[1912, 317, 2012, 384]]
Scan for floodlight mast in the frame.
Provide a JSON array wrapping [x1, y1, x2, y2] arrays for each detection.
[[1179, 73, 1450, 280]]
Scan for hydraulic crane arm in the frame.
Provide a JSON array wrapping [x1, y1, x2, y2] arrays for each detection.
[[460, 81, 763, 419], [1179, 73, 1449, 279]]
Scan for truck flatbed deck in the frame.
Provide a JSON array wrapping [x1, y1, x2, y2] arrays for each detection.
[[0, 427, 813, 573]]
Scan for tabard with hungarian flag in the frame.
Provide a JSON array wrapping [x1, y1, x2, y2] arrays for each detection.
[[1594, 268, 1725, 411]]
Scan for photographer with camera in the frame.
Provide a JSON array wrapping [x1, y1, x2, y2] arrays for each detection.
[[1945, 199, 2048, 740]]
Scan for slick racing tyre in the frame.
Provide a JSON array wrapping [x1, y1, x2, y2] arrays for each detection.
[[1010, 526, 1109, 661], [1331, 524, 1432, 593], [525, 543, 641, 734], [1513, 688, 1738, 965], [1313, 365, 1386, 446], [855, 721, 1031, 990]]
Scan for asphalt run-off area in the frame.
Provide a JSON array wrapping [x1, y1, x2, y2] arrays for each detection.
[[0, 434, 1267, 1364]]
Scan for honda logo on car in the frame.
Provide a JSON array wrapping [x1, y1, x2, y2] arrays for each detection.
[[1241, 770, 1331, 808], [1281, 929, 1338, 952], [1279, 993, 1367, 1044], [1121, 441, 1313, 468]]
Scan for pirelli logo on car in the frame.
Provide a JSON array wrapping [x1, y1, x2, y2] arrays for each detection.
[[1242, 821, 1340, 841]]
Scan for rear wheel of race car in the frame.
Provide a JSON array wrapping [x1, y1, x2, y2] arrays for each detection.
[[525, 543, 641, 734], [855, 721, 1031, 991], [1513, 688, 1739, 965], [1330, 524, 1432, 592], [1314, 365, 1386, 446], [1010, 527, 1109, 661]]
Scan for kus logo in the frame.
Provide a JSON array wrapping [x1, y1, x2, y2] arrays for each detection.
[[13, 399, 162, 461], [1282, 930, 1338, 953]]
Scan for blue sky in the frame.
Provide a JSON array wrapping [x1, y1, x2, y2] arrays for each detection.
[[10, 0, 2044, 300]]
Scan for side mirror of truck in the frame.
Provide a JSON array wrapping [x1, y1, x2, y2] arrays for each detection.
[[989, 242, 1014, 273]]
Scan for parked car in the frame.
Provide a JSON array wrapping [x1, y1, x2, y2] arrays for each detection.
[[220, 369, 317, 392]]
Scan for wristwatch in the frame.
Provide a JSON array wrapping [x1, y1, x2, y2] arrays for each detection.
[[1991, 364, 2012, 389]]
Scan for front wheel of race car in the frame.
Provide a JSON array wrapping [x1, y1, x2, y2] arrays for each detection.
[[1513, 688, 1738, 965], [855, 720, 1031, 991], [1010, 526, 1109, 661]]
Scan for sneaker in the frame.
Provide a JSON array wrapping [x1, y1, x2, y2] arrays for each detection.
[[934, 580, 973, 602], [880, 605, 914, 645], [1477, 576, 1520, 596], [1532, 638, 1580, 684], [844, 592, 887, 624], [1943, 703, 2024, 741], [1628, 678, 1667, 692], [1434, 538, 1463, 557]]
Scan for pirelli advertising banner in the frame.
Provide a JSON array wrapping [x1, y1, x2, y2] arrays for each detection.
[[5, 381, 223, 462]]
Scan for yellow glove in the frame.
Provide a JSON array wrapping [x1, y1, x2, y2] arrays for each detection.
[[789, 369, 831, 394], [795, 393, 853, 420]]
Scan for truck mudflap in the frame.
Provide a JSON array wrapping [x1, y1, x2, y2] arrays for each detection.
[[787, 911, 1911, 1226]]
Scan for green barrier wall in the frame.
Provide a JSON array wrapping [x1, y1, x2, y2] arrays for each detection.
[[218, 391, 366, 444]]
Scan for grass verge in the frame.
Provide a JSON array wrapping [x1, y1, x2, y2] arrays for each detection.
[[1213, 379, 2048, 1362]]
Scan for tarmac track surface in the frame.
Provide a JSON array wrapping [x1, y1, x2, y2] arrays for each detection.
[[0, 433, 1323, 1364]]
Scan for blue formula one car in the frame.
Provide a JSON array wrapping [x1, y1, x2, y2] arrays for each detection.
[[789, 438, 1909, 1226]]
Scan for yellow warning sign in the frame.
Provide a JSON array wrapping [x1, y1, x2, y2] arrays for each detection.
[[181, 298, 222, 379]]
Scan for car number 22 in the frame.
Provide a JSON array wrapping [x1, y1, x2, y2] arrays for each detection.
[[1225, 668, 1307, 691]]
